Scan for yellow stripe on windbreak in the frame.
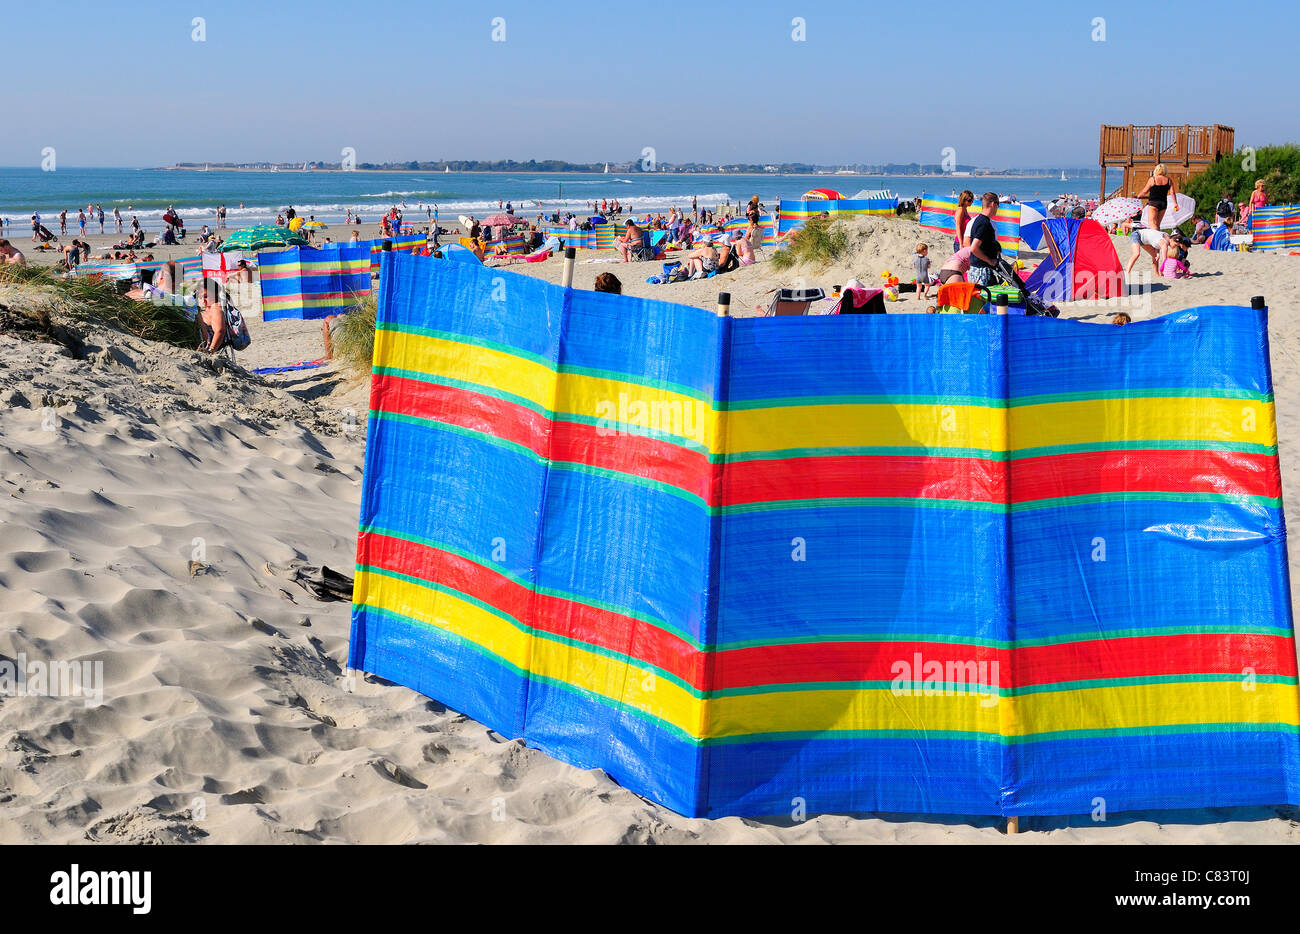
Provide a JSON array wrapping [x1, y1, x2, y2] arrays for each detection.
[[530, 637, 704, 737], [357, 568, 705, 735], [355, 568, 532, 674], [1012, 397, 1277, 450], [1009, 680, 1300, 737], [726, 403, 1005, 455], [708, 688, 1002, 738], [374, 329, 557, 411], [708, 680, 1299, 739]]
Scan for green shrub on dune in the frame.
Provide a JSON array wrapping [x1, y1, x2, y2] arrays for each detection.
[[1182, 144, 1300, 215], [0, 264, 195, 346], [770, 217, 849, 270], [329, 294, 377, 378]]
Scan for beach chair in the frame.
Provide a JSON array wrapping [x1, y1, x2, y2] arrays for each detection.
[[828, 287, 887, 315], [936, 281, 987, 314], [758, 287, 827, 316], [629, 230, 656, 261]]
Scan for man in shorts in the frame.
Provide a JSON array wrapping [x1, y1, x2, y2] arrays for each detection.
[[967, 192, 1002, 287]]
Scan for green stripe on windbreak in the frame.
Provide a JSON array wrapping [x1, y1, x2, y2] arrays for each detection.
[[722, 445, 1006, 463], [702, 728, 1001, 746], [713, 679, 996, 698], [700, 722, 1300, 747], [711, 623, 1296, 653], [1009, 439, 1277, 459], [703, 672, 1297, 700], [718, 495, 1002, 516], [1010, 490, 1282, 512], [721, 393, 1005, 411], [1000, 722, 1300, 745], [1009, 672, 1298, 695], [1007, 387, 1274, 407]]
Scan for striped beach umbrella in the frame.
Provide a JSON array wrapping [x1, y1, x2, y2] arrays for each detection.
[[220, 225, 308, 252]]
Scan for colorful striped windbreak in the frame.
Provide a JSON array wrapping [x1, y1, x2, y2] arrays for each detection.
[[919, 195, 1022, 257], [258, 244, 372, 321], [350, 254, 1300, 819], [1251, 204, 1300, 251], [777, 198, 898, 237]]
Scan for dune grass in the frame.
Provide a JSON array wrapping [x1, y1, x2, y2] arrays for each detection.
[[0, 264, 195, 347], [329, 294, 377, 377], [769, 218, 849, 270]]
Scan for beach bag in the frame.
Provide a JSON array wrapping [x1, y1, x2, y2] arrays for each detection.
[[225, 302, 251, 351]]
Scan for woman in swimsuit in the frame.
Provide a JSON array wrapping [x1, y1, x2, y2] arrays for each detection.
[[1136, 163, 1179, 232], [1243, 179, 1268, 223], [953, 190, 974, 252]]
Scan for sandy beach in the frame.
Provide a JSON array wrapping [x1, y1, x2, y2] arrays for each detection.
[[2, 214, 1299, 844]]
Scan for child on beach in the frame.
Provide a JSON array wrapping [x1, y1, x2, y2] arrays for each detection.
[[913, 243, 934, 299]]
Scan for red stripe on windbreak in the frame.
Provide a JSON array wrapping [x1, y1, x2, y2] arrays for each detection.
[[1011, 449, 1280, 503], [371, 373, 712, 498], [373, 371, 550, 456], [723, 455, 1005, 506], [710, 632, 1298, 691], [358, 531, 707, 688], [713, 640, 1007, 690], [1014, 632, 1298, 685]]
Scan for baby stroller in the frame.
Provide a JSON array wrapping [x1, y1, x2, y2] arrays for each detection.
[[993, 258, 1059, 317], [35, 223, 57, 244]]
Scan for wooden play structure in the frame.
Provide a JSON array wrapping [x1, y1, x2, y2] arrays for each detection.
[[1098, 124, 1234, 201]]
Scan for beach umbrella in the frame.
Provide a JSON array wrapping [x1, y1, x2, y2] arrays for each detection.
[[481, 213, 524, 227], [303, 220, 328, 229], [1019, 202, 1048, 250], [220, 224, 308, 252], [802, 188, 843, 200], [1159, 195, 1196, 229], [1091, 197, 1143, 228]]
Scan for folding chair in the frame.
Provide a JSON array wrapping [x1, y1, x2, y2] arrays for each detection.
[[758, 287, 827, 316]]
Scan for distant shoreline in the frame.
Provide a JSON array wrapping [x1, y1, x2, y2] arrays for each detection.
[[156, 166, 1098, 180]]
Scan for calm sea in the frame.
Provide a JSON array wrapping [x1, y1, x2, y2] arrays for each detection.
[[0, 167, 1094, 233]]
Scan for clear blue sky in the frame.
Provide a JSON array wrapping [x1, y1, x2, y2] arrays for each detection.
[[4, 0, 1295, 168]]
